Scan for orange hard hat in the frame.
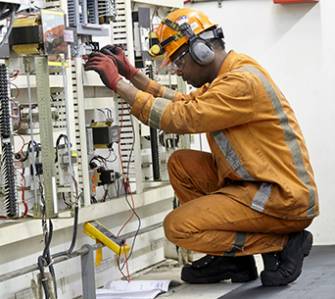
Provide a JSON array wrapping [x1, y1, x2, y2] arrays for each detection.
[[156, 8, 217, 65]]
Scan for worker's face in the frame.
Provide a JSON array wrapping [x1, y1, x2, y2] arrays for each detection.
[[170, 45, 209, 88]]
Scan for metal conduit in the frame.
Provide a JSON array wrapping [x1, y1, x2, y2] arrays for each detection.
[[0, 222, 163, 283]]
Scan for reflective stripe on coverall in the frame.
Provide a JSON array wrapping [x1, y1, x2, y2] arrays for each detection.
[[131, 51, 319, 256]]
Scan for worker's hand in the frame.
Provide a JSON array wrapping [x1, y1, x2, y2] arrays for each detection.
[[100, 45, 139, 80], [84, 52, 121, 91]]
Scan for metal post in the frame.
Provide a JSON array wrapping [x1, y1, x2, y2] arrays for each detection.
[[34, 56, 57, 217], [0, 223, 163, 292], [81, 244, 97, 299], [146, 65, 161, 181], [74, 57, 91, 206]]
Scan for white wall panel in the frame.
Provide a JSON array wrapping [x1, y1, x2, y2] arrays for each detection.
[[190, 0, 334, 244]]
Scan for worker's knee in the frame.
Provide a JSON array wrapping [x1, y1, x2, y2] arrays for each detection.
[[163, 209, 187, 245], [167, 149, 189, 173]]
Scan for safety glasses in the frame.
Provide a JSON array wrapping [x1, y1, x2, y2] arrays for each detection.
[[171, 48, 189, 71]]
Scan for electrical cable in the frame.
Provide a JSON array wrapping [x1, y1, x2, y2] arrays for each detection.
[[115, 101, 141, 277], [53, 134, 80, 260], [36, 132, 79, 298], [55, 134, 80, 205], [0, 7, 18, 47], [37, 178, 56, 299], [105, 108, 113, 120], [97, 108, 107, 119], [61, 192, 72, 208], [118, 185, 141, 271], [16, 159, 28, 216], [52, 205, 79, 259]]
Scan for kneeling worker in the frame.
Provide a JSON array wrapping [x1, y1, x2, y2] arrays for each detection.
[[85, 7, 319, 286]]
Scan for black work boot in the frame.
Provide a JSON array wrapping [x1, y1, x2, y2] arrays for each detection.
[[181, 255, 258, 284], [261, 230, 313, 286], [262, 252, 280, 272]]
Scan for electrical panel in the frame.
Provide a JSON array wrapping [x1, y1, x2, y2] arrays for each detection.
[[0, 0, 187, 219], [67, 0, 116, 36], [0, 0, 186, 297]]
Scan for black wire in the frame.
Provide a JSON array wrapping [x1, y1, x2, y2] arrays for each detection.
[[91, 195, 97, 204], [62, 192, 72, 208], [55, 134, 69, 162], [45, 220, 57, 298], [106, 108, 112, 120], [90, 150, 117, 165], [37, 179, 56, 299], [37, 256, 50, 299], [42, 219, 53, 258], [97, 108, 107, 119], [52, 205, 79, 258], [0, 3, 19, 20], [89, 155, 107, 165], [102, 186, 108, 202], [37, 197, 79, 298]]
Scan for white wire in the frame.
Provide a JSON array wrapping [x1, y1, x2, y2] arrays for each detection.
[[0, 10, 15, 47]]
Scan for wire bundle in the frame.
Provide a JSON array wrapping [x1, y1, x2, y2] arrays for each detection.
[[0, 3, 19, 47], [36, 133, 80, 299], [0, 64, 17, 217]]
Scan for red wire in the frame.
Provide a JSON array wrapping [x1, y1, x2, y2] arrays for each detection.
[[14, 149, 29, 217], [9, 69, 20, 80], [116, 100, 136, 237], [115, 99, 135, 280], [124, 250, 131, 281], [20, 168, 28, 216], [117, 246, 131, 281]]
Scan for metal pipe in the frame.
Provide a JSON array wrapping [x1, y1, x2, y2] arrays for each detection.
[[150, 127, 161, 181], [81, 244, 96, 299], [0, 222, 163, 283], [146, 65, 161, 181]]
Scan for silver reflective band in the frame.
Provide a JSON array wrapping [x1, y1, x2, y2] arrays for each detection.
[[212, 131, 253, 180], [238, 65, 316, 217], [163, 87, 177, 100], [148, 97, 170, 129], [252, 183, 272, 212], [213, 130, 271, 211], [224, 232, 247, 256]]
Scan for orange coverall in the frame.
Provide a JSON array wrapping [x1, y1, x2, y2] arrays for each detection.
[[130, 51, 319, 256]]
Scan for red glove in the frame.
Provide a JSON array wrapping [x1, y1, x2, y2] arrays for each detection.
[[100, 45, 139, 80], [84, 52, 121, 91]]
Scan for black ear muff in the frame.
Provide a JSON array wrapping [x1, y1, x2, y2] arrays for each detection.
[[178, 22, 215, 66], [161, 20, 218, 66], [189, 38, 215, 65]]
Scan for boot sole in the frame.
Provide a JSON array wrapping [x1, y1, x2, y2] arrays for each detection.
[[182, 270, 258, 284], [261, 231, 313, 287]]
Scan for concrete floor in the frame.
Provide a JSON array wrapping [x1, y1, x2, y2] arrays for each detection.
[[133, 255, 264, 299]]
